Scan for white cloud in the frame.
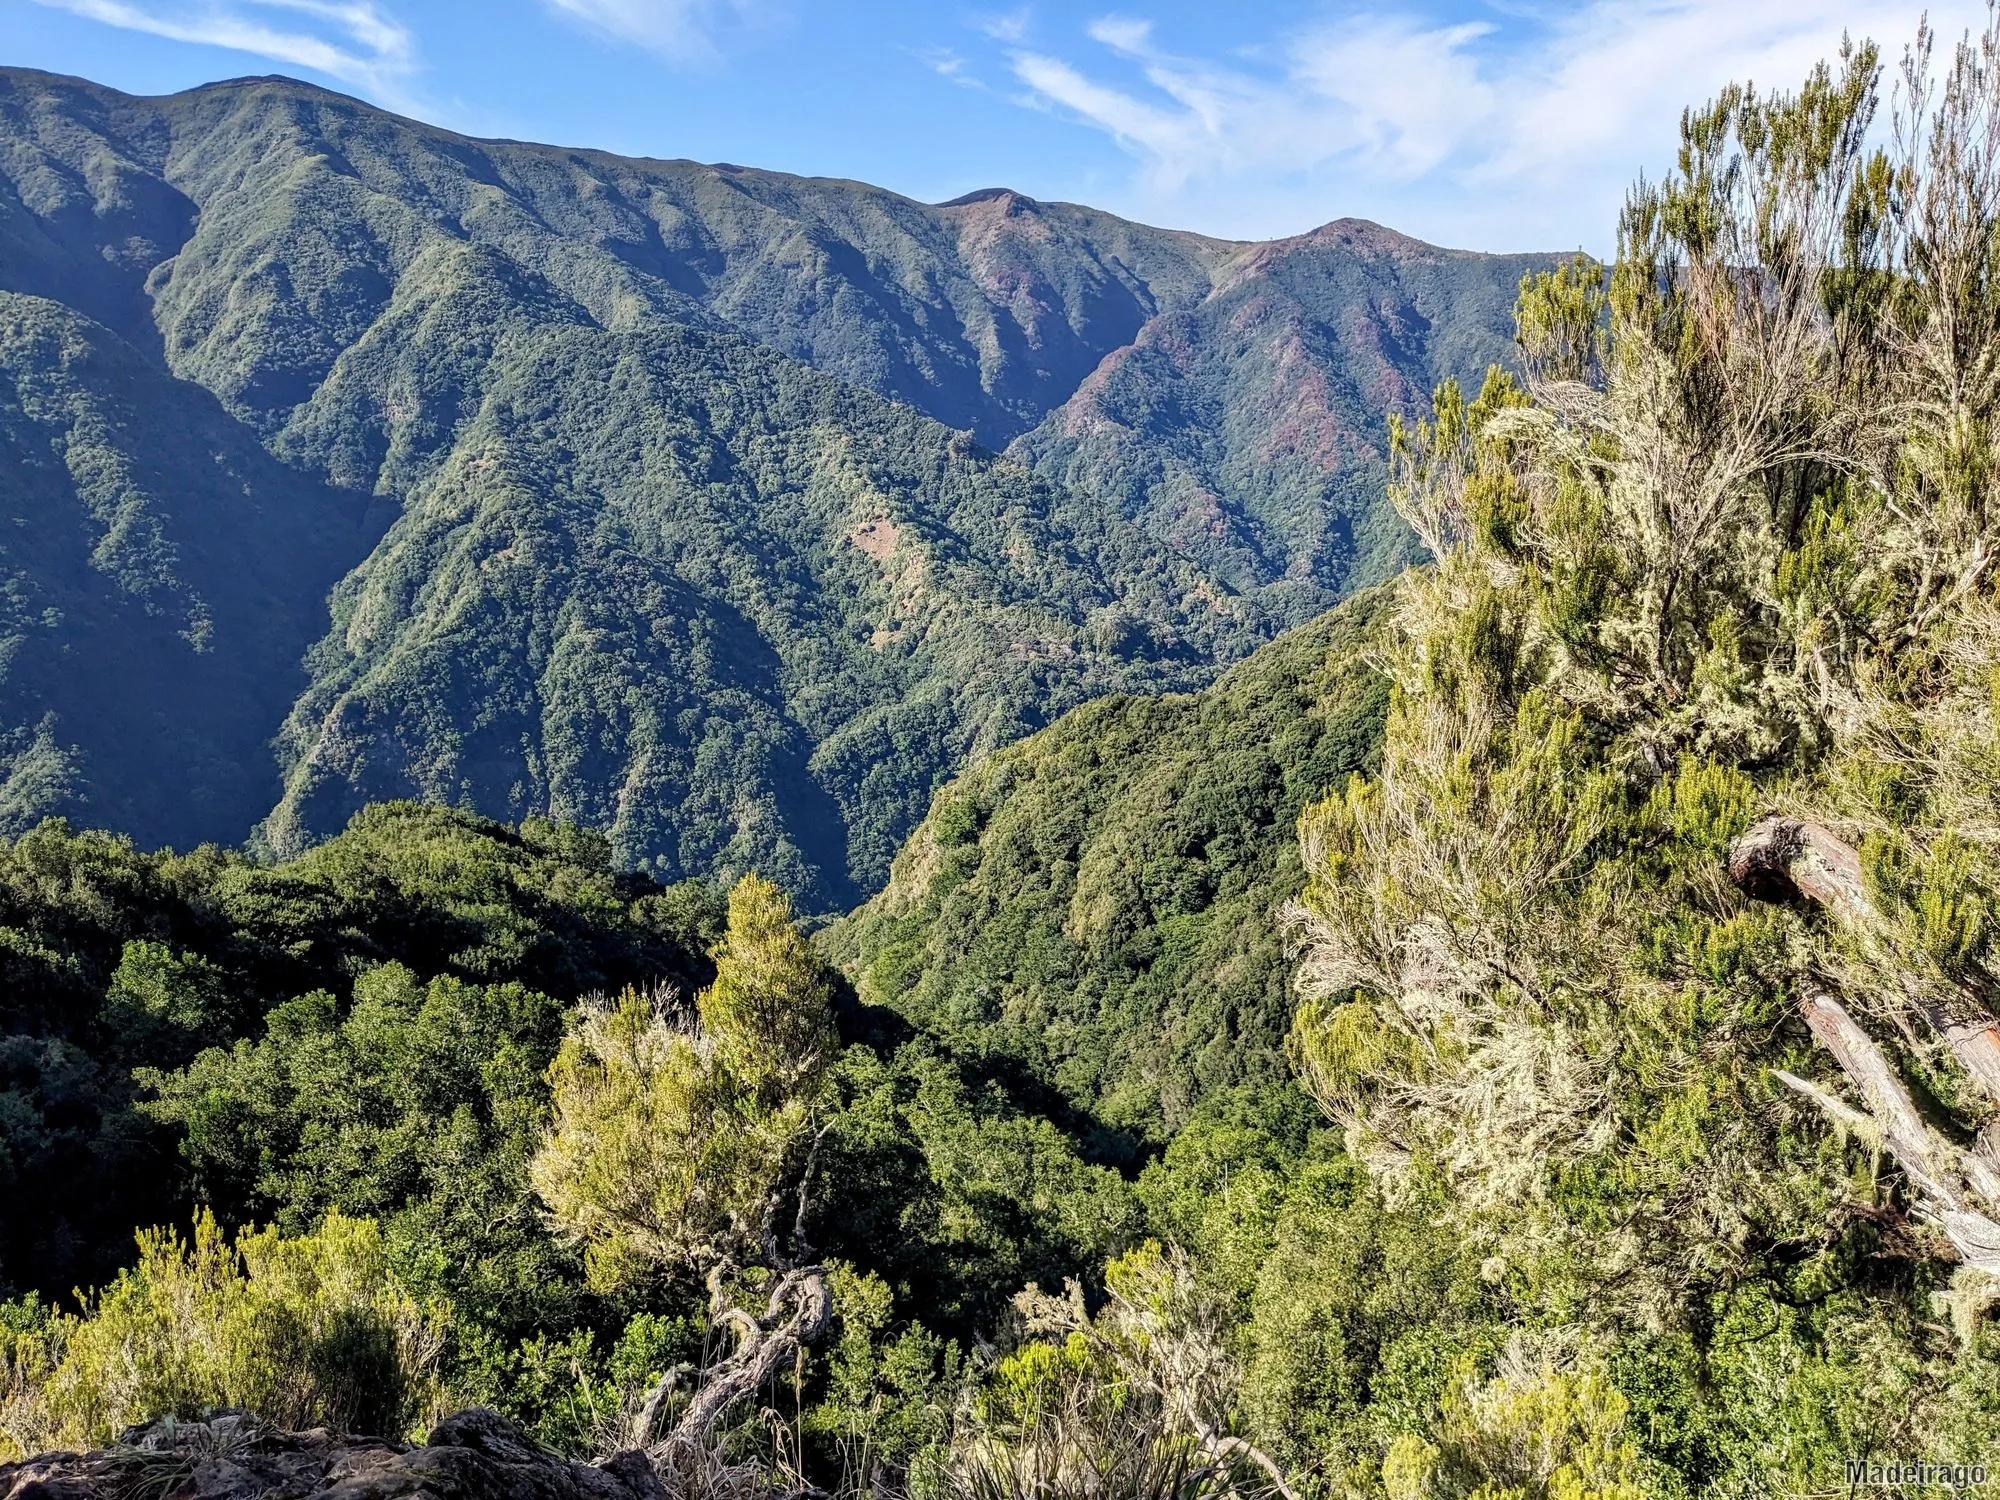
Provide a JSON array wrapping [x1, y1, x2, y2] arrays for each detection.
[[974, 8, 1032, 45], [1086, 16, 1152, 55], [542, 0, 776, 64], [1480, 0, 1941, 190], [30, 0, 417, 96], [912, 44, 987, 89], [1015, 12, 1497, 189], [996, 1, 1995, 249]]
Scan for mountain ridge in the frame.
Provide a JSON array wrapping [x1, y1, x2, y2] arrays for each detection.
[[0, 62, 1554, 900]]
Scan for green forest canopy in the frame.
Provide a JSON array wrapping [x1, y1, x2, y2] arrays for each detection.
[[12, 19, 2000, 1500]]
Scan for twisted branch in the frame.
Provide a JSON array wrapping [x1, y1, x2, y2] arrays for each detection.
[[636, 1265, 833, 1458], [1730, 816, 2000, 1271]]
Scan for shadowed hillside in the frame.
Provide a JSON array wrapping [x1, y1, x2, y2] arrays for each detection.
[[0, 292, 364, 848]]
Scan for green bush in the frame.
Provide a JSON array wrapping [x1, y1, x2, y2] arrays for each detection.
[[0, 1210, 444, 1458], [1381, 1345, 1648, 1500]]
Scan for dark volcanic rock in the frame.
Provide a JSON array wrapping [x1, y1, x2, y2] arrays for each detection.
[[0, 1410, 664, 1500]]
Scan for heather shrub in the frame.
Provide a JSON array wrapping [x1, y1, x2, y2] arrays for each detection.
[[0, 1210, 444, 1459]]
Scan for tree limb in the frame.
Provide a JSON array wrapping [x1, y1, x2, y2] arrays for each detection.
[[1730, 813, 2000, 1099], [628, 1363, 694, 1449], [1184, 1418, 1301, 1500], [1771, 1067, 1878, 1137], [655, 1265, 833, 1454], [1914, 996, 2000, 1103], [1773, 990, 2000, 1273], [1792, 991, 1952, 1203]]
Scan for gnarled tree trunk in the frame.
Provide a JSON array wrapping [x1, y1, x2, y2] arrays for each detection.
[[630, 1264, 833, 1457]]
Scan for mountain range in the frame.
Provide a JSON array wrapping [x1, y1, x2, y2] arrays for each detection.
[[0, 65, 1551, 905]]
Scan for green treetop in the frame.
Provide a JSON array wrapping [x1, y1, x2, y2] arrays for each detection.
[[531, 874, 840, 1455]]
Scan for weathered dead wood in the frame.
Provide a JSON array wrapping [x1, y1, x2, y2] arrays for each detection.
[[1730, 813, 2000, 1100], [1188, 1421, 1302, 1500], [1768, 990, 2000, 1272], [1973, 1124, 2000, 1204], [627, 1362, 693, 1451], [1916, 998, 2000, 1104], [1788, 991, 1951, 1201], [628, 1123, 839, 1460], [1728, 815, 1871, 922], [1728, 817, 2000, 1268]]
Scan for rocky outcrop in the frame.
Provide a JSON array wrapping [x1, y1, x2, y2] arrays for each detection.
[[0, 1409, 665, 1500]]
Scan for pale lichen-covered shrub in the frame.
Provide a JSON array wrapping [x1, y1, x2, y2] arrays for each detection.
[[924, 1243, 1284, 1500], [1288, 16, 2000, 1313], [530, 874, 839, 1292], [1279, 15, 2000, 1488]]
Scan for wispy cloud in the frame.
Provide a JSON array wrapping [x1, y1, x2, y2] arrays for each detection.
[[912, 44, 984, 89], [1012, 12, 1496, 190], [974, 8, 1032, 45], [31, 0, 417, 96], [542, 0, 778, 64], [994, 1, 1993, 249]]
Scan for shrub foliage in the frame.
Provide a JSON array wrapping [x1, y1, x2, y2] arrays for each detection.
[[1, 1211, 442, 1458]]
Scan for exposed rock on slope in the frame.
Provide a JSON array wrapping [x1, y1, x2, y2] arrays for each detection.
[[0, 1410, 668, 1500]]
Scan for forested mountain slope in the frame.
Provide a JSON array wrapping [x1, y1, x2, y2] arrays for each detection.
[[825, 592, 1387, 1150], [255, 315, 1252, 910], [0, 68, 1543, 480], [0, 64, 1543, 898], [0, 292, 363, 849], [0, 599, 1397, 1465], [0, 801, 1153, 1455], [1010, 220, 1527, 616], [14, 22, 2000, 1494]]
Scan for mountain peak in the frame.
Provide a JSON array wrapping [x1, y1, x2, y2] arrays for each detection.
[[0, 59, 1553, 898], [938, 186, 1039, 209]]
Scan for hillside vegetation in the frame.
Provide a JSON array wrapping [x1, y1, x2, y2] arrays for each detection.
[[1012, 220, 1521, 616], [0, 802, 718, 1303], [828, 593, 1387, 1150], [0, 66, 1548, 888], [0, 800, 1146, 1458], [0, 293, 363, 848], [257, 313, 1253, 909], [18, 19, 2000, 1500]]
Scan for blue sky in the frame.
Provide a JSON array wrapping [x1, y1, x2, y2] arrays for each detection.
[[3, 0, 1989, 252]]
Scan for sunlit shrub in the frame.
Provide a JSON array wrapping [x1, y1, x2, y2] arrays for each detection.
[[0, 1210, 445, 1459], [1382, 1340, 1648, 1500]]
